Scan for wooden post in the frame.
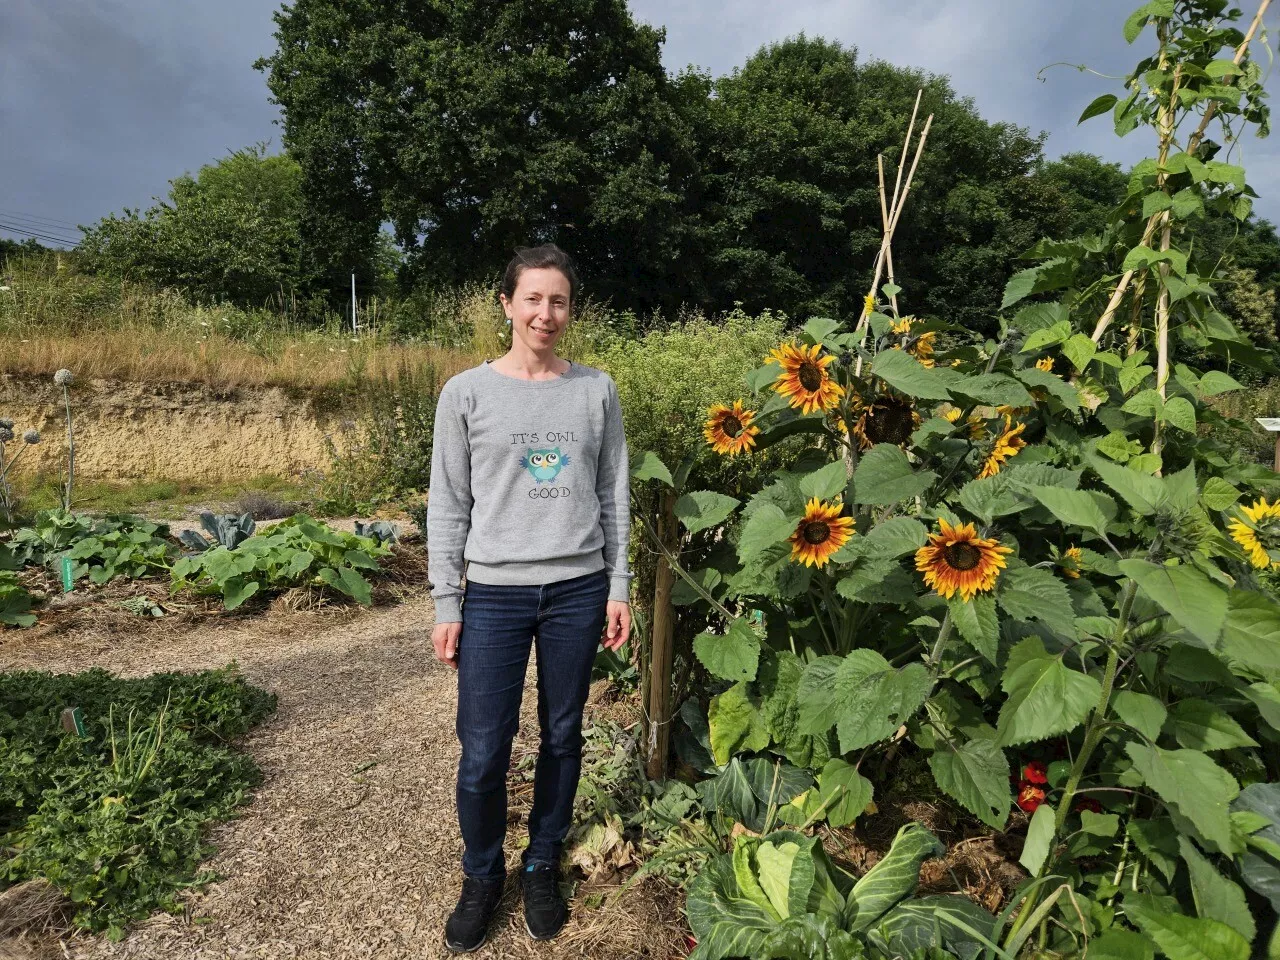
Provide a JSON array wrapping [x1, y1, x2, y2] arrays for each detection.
[[645, 487, 679, 781], [1273, 433, 1279, 474]]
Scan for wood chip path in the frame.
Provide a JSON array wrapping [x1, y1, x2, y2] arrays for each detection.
[[1, 596, 683, 960]]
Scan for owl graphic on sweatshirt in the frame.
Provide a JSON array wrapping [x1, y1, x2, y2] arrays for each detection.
[[520, 447, 571, 483]]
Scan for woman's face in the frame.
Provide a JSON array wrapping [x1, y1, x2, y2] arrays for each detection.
[[500, 266, 572, 355]]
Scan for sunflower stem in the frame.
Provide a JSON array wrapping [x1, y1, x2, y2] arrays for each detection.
[[927, 612, 954, 670]]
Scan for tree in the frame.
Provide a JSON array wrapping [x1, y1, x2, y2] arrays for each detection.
[[694, 37, 1073, 334], [79, 144, 310, 307], [256, 0, 707, 314]]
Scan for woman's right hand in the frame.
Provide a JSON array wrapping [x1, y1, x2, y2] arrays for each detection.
[[433, 621, 463, 670]]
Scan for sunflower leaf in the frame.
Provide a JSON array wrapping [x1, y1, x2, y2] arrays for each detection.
[[854, 445, 938, 506], [630, 450, 674, 487], [799, 461, 850, 502], [870, 349, 956, 401], [676, 491, 741, 535], [996, 637, 1101, 747], [695, 618, 761, 683], [948, 594, 999, 663], [1030, 485, 1115, 537], [737, 503, 797, 564], [928, 736, 1010, 830], [996, 564, 1076, 633], [1124, 893, 1249, 960], [1125, 744, 1239, 853]]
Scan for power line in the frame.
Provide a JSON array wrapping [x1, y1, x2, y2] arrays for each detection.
[[0, 208, 81, 229], [0, 221, 80, 246]]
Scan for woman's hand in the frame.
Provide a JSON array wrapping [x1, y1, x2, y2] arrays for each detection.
[[433, 621, 463, 670], [601, 600, 631, 652]]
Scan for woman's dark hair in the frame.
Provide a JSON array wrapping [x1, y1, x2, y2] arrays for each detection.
[[500, 244, 580, 304]]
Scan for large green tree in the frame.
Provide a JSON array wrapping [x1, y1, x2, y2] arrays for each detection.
[[256, 0, 707, 314], [694, 37, 1080, 334], [79, 145, 310, 307]]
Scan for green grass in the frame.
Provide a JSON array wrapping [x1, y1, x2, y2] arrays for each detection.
[[9, 473, 314, 521]]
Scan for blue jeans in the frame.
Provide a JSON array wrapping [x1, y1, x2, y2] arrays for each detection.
[[455, 568, 610, 881]]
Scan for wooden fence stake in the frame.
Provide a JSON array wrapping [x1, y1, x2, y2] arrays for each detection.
[[645, 487, 679, 781]]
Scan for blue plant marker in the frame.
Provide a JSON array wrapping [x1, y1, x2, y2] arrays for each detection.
[[60, 555, 74, 593]]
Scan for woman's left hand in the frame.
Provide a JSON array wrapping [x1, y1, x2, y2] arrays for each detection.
[[601, 600, 631, 652]]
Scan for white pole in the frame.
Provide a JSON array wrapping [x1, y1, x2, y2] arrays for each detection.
[[351, 272, 358, 333]]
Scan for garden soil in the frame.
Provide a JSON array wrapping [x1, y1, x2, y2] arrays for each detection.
[[0, 593, 685, 960]]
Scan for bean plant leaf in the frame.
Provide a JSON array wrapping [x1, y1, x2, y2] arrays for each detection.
[[996, 638, 1102, 746], [854, 444, 938, 506], [1124, 892, 1249, 960], [927, 736, 1010, 830], [1125, 743, 1239, 852], [676, 491, 741, 535], [1197, 370, 1244, 397], [1079, 93, 1119, 122], [694, 618, 761, 682]]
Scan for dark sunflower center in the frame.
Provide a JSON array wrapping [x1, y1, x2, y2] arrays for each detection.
[[802, 521, 831, 544], [865, 398, 915, 445], [943, 541, 982, 571], [798, 362, 824, 392], [722, 415, 743, 438]]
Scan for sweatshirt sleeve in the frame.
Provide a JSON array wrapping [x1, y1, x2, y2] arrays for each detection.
[[596, 378, 634, 604], [426, 380, 472, 623]]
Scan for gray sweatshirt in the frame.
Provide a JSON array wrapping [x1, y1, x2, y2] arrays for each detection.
[[426, 359, 634, 623]]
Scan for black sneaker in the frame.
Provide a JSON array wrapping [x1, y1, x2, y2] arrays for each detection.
[[444, 874, 505, 953], [521, 862, 568, 940]]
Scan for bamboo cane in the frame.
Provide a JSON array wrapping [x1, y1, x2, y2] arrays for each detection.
[[1089, 0, 1271, 345]]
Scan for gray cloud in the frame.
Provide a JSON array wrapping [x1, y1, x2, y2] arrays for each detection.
[[2, 0, 1277, 247]]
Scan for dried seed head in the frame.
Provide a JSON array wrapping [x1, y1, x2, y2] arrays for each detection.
[[23, 429, 40, 444], [0, 427, 13, 443], [0, 417, 12, 429], [54, 368, 74, 387]]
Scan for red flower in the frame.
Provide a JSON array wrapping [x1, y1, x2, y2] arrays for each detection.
[[1021, 760, 1048, 785], [1016, 781, 1046, 813], [1074, 797, 1102, 814]]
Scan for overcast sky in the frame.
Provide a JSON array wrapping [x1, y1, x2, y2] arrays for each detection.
[[3, 0, 1278, 248]]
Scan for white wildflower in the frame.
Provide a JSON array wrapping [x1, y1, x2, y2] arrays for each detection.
[[54, 368, 73, 387]]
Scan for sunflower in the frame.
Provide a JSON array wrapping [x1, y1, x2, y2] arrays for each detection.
[[942, 406, 987, 440], [704, 400, 761, 456], [1229, 498, 1280, 570], [1060, 545, 1083, 579], [979, 416, 1027, 479], [1036, 356, 1054, 373], [766, 342, 845, 414], [789, 497, 856, 568], [864, 294, 877, 316], [915, 519, 1012, 601], [889, 317, 936, 368], [852, 394, 921, 450]]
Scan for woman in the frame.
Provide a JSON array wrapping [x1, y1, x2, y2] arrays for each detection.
[[426, 244, 633, 953]]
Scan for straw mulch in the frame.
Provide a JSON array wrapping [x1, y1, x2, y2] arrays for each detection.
[[0, 585, 686, 960]]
